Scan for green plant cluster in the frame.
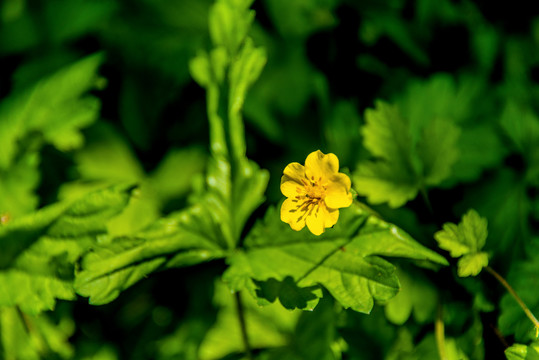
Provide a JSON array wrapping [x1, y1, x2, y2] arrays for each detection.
[[0, 0, 538, 359]]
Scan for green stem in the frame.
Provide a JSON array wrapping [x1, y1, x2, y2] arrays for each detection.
[[420, 186, 433, 216], [485, 266, 539, 334], [235, 291, 253, 360], [435, 301, 447, 360]]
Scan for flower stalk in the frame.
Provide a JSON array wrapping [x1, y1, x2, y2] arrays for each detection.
[[485, 266, 539, 336], [235, 291, 253, 360]]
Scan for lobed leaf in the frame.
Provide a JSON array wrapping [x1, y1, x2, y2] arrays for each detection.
[[0, 52, 104, 169], [224, 203, 447, 313], [0, 185, 133, 313], [75, 206, 227, 305], [354, 100, 460, 208], [434, 209, 489, 277]]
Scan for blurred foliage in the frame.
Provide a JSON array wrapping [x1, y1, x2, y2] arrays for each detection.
[[1, 0, 539, 359]]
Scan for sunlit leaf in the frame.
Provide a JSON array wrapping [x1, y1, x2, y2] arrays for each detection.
[[434, 209, 489, 277], [75, 207, 227, 305], [0, 185, 133, 313], [505, 341, 539, 360], [224, 203, 447, 313]]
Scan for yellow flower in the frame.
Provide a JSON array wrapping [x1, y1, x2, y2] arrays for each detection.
[[280, 150, 353, 235]]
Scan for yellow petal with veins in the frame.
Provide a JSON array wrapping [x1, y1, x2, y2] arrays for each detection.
[[306, 207, 325, 235], [322, 204, 339, 228], [280, 197, 306, 231], [305, 150, 339, 181], [280, 175, 303, 198], [325, 173, 353, 209], [283, 162, 305, 181]]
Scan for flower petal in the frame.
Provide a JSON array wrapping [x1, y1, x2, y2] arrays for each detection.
[[306, 206, 325, 235], [305, 150, 339, 182], [283, 162, 305, 182], [280, 175, 304, 198], [325, 173, 353, 209], [281, 198, 306, 231], [320, 204, 339, 228]]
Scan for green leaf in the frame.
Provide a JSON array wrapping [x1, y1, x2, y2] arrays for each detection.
[[458, 253, 489, 277], [417, 118, 461, 185], [457, 170, 531, 257], [443, 123, 506, 186], [500, 100, 539, 157], [505, 341, 539, 360], [354, 100, 460, 208], [0, 185, 133, 314], [198, 280, 299, 360], [506, 344, 529, 360], [434, 209, 489, 277], [0, 308, 74, 360], [0, 52, 104, 169], [74, 207, 227, 305], [0, 152, 41, 217], [224, 203, 447, 313], [208, 0, 255, 56]]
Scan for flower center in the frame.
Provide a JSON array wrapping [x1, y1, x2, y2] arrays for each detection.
[[299, 176, 326, 203]]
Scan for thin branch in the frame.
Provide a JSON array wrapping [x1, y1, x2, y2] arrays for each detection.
[[485, 266, 539, 334], [235, 291, 253, 360], [435, 301, 447, 360]]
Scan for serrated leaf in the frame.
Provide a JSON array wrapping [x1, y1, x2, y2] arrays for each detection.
[[0, 52, 103, 169], [224, 203, 447, 313], [75, 207, 227, 305], [354, 100, 460, 208], [0, 152, 41, 216], [0, 185, 133, 313], [434, 209, 489, 277], [458, 252, 489, 277]]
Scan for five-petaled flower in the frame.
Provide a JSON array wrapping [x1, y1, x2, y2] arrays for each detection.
[[280, 150, 353, 235]]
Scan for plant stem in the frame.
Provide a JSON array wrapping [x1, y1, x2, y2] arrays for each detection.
[[419, 186, 434, 216], [235, 291, 253, 360], [485, 266, 539, 333], [435, 301, 447, 360]]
